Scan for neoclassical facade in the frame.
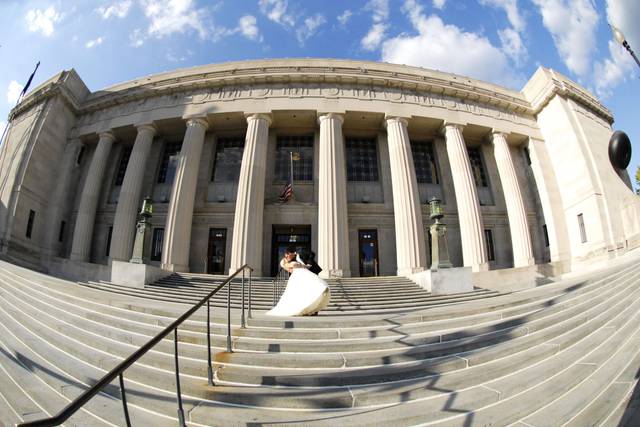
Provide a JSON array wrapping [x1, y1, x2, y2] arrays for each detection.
[[1, 59, 639, 279]]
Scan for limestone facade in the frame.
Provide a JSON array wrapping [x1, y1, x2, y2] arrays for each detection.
[[1, 59, 638, 278]]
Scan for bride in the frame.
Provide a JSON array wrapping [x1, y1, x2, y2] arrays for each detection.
[[266, 247, 331, 316]]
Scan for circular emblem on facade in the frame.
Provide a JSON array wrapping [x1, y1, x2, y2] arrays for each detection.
[[323, 87, 340, 96]]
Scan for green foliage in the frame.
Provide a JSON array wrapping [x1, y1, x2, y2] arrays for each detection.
[[636, 166, 640, 195]]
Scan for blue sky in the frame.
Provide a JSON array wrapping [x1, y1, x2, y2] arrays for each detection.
[[1, 0, 639, 184]]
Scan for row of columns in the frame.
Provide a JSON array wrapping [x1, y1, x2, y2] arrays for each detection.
[[68, 113, 534, 276]]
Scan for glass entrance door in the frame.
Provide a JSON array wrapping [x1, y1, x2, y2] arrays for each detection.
[[207, 228, 226, 274], [359, 229, 379, 277], [271, 225, 311, 276]]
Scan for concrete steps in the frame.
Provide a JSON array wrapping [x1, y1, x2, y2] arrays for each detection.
[[0, 258, 639, 425]]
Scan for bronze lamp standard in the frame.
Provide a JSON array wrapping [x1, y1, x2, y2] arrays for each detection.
[[610, 24, 640, 69], [130, 197, 153, 264], [428, 197, 452, 271]]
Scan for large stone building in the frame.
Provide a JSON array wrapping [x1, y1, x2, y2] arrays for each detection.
[[1, 59, 639, 281]]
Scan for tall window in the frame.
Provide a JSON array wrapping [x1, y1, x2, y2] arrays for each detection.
[[346, 137, 379, 182], [211, 137, 244, 182], [467, 147, 488, 187], [26, 210, 35, 239], [151, 228, 164, 261], [58, 220, 66, 243], [157, 142, 182, 183], [275, 135, 313, 181], [542, 224, 549, 247], [411, 141, 439, 184], [485, 229, 495, 261], [105, 226, 113, 257], [578, 214, 587, 243], [114, 146, 132, 186]]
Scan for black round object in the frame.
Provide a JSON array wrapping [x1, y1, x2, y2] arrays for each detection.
[[609, 130, 632, 170]]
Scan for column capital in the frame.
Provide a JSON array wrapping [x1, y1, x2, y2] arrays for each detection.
[[490, 129, 509, 140], [184, 116, 210, 130], [135, 122, 158, 134], [244, 112, 273, 126], [97, 130, 116, 142], [440, 121, 466, 135], [317, 112, 344, 125], [384, 115, 409, 128]]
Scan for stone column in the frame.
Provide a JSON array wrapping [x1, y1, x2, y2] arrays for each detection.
[[229, 113, 272, 276], [161, 118, 209, 272], [44, 139, 82, 256], [491, 131, 535, 267], [385, 116, 428, 275], [109, 123, 157, 262], [317, 113, 350, 278], [443, 123, 489, 272], [70, 132, 116, 262]]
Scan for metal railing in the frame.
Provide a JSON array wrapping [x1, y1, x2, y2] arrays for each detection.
[[19, 264, 254, 427], [272, 267, 289, 306]]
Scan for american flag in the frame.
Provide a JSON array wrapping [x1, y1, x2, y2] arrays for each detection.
[[279, 172, 293, 203]]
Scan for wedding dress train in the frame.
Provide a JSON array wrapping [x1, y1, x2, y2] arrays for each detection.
[[266, 268, 331, 316]]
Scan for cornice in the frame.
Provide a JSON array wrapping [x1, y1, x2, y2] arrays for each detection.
[[8, 72, 83, 120]]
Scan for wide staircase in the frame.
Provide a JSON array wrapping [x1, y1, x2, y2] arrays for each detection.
[[79, 273, 500, 312], [0, 259, 639, 426]]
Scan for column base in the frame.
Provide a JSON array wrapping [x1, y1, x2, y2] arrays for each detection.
[[397, 266, 426, 276], [513, 257, 535, 268], [471, 262, 490, 272], [320, 269, 351, 279], [69, 253, 89, 263], [161, 263, 190, 273]]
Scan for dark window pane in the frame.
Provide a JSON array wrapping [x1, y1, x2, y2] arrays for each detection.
[[411, 141, 439, 184], [26, 210, 35, 239], [484, 229, 495, 261], [275, 135, 314, 181], [114, 146, 132, 186], [543, 224, 549, 247], [151, 228, 164, 261], [105, 226, 113, 257], [212, 137, 245, 182], [467, 147, 488, 187], [157, 142, 182, 183], [58, 220, 66, 243], [346, 138, 379, 182], [578, 214, 587, 243], [76, 145, 85, 165]]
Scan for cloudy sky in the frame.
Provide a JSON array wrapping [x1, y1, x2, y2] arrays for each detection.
[[1, 0, 639, 181]]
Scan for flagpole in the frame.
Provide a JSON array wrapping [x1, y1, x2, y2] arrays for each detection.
[[289, 151, 294, 190], [1, 61, 40, 148]]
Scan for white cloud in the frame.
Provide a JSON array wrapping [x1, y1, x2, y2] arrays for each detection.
[[238, 15, 261, 41], [96, 0, 132, 19], [592, 0, 640, 97], [479, 0, 524, 31], [381, 1, 522, 88], [499, 27, 526, 65], [25, 6, 62, 37], [259, 0, 295, 27], [433, 0, 446, 9], [141, 0, 208, 39], [361, 0, 389, 51], [7, 81, 23, 105], [85, 36, 105, 48], [337, 9, 352, 26], [531, 0, 599, 79], [362, 23, 387, 50], [130, 28, 144, 47], [296, 14, 326, 45]]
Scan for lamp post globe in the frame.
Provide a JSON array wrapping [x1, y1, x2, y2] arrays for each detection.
[[610, 23, 640, 69]]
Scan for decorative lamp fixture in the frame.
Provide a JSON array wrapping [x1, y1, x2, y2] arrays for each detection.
[[429, 197, 443, 223], [610, 24, 640, 69], [131, 197, 153, 264], [140, 197, 153, 217]]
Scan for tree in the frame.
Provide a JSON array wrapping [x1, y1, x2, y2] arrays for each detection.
[[636, 166, 640, 195]]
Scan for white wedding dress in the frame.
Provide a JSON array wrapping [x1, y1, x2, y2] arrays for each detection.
[[266, 267, 331, 316]]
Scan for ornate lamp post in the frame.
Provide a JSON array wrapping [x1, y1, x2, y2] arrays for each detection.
[[610, 24, 640, 69], [428, 197, 452, 271], [130, 197, 153, 264]]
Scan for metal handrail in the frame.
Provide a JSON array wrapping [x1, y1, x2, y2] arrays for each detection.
[[272, 267, 289, 306], [19, 264, 254, 427]]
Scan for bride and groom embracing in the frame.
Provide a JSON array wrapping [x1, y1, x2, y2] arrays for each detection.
[[266, 246, 331, 317]]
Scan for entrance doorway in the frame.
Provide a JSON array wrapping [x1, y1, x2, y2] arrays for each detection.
[[271, 225, 311, 276], [207, 228, 226, 274], [359, 229, 379, 277]]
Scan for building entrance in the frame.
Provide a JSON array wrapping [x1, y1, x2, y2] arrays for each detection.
[[207, 228, 226, 274], [271, 225, 311, 276], [359, 229, 379, 277]]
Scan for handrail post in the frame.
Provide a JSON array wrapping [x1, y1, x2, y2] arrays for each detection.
[[226, 278, 232, 353], [118, 373, 131, 427], [174, 328, 186, 427], [241, 268, 246, 328], [248, 269, 253, 319], [206, 299, 213, 386]]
